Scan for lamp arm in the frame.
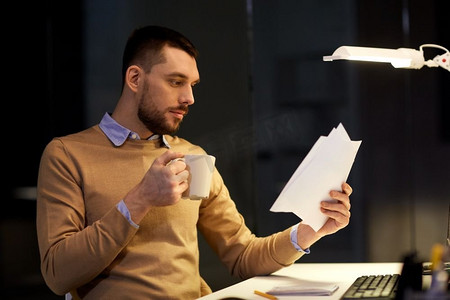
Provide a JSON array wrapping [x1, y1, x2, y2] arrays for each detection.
[[419, 44, 449, 53], [419, 44, 450, 71]]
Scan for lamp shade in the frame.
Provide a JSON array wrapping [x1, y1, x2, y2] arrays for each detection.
[[323, 46, 425, 69]]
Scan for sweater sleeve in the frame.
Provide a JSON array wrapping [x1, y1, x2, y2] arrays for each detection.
[[197, 170, 304, 280], [36, 139, 138, 295]]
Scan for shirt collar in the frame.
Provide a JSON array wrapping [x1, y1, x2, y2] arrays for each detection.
[[99, 112, 170, 148]]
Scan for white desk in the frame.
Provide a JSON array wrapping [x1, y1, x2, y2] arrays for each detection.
[[198, 262, 404, 300]]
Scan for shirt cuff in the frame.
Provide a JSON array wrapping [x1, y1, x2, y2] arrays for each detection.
[[290, 223, 310, 254], [116, 200, 139, 228]]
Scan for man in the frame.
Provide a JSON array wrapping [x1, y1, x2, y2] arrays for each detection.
[[36, 25, 352, 299]]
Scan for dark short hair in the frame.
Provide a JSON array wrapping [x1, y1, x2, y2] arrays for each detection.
[[121, 25, 199, 84]]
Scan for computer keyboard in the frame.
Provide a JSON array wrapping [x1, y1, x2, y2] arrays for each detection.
[[341, 274, 400, 299]]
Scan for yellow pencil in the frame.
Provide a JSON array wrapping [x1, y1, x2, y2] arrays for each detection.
[[254, 290, 278, 300]]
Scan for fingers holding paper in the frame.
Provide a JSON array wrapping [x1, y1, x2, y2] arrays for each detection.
[[317, 182, 352, 236]]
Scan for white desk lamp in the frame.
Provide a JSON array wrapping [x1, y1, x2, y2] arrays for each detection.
[[323, 44, 450, 71]]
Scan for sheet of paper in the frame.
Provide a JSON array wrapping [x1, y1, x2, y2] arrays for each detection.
[[270, 123, 361, 231]]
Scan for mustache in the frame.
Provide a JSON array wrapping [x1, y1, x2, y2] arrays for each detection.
[[168, 105, 189, 115]]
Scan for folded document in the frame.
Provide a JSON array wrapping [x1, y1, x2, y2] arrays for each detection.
[[270, 123, 361, 231], [266, 282, 339, 296]]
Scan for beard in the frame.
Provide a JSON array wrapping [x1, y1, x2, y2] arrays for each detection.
[[137, 83, 188, 135]]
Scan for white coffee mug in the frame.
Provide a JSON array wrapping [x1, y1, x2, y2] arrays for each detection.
[[183, 154, 216, 200]]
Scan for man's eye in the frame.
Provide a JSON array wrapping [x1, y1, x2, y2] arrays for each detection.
[[169, 80, 182, 86]]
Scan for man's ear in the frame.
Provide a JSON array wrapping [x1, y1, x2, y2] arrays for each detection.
[[125, 65, 142, 92]]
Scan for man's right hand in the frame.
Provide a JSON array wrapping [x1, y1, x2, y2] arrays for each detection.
[[123, 150, 189, 223]]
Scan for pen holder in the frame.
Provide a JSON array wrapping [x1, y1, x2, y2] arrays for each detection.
[[396, 252, 423, 300]]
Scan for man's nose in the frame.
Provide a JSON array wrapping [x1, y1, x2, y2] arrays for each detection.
[[180, 85, 195, 105]]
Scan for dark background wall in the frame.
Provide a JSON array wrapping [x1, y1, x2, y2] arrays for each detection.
[[251, 0, 450, 265], [2, 0, 449, 299]]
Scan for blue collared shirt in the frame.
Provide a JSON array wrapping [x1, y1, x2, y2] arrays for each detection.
[[290, 224, 310, 254], [99, 112, 170, 148]]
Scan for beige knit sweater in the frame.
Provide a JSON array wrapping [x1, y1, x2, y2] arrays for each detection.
[[36, 125, 303, 299]]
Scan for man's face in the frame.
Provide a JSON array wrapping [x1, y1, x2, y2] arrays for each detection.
[[137, 46, 200, 135]]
